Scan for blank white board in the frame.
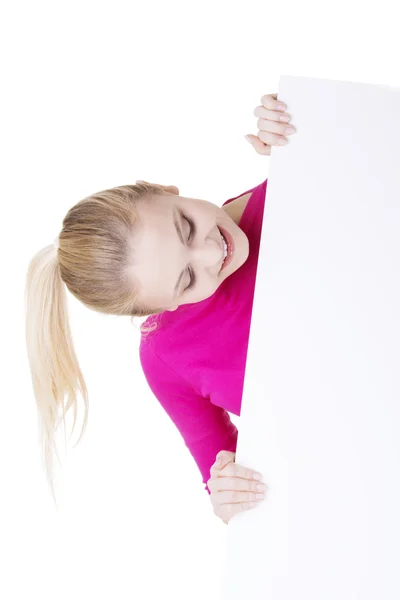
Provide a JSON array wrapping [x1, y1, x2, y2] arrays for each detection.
[[222, 75, 400, 599]]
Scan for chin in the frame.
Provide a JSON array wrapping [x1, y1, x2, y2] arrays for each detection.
[[234, 234, 250, 268], [225, 245, 249, 279]]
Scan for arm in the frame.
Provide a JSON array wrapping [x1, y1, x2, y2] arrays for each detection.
[[140, 345, 238, 494]]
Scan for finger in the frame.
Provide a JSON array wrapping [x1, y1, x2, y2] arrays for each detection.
[[256, 116, 292, 139], [218, 488, 265, 505], [254, 105, 291, 123], [256, 116, 292, 145], [217, 460, 263, 482], [213, 475, 267, 494], [244, 134, 271, 156], [260, 93, 287, 112], [257, 128, 288, 147]]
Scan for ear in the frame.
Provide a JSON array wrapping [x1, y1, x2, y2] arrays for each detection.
[[163, 185, 179, 195], [136, 180, 179, 195]]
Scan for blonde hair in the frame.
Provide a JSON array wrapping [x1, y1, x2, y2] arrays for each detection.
[[24, 181, 170, 508]]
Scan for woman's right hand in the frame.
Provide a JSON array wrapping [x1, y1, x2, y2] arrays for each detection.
[[207, 450, 268, 524]]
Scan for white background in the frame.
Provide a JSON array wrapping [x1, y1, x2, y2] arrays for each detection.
[[1, 2, 399, 599]]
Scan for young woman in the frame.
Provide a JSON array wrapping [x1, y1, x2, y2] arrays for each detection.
[[24, 93, 296, 523]]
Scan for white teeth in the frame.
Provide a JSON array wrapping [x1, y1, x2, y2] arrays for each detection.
[[220, 233, 228, 259]]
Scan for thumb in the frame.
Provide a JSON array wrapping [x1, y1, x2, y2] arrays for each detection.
[[244, 134, 271, 156], [215, 450, 236, 468]]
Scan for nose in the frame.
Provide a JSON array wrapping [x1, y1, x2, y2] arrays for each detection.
[[190, 237, 224, 270]]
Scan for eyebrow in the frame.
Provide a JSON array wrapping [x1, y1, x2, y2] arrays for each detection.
[[173, 206, 185, 298]]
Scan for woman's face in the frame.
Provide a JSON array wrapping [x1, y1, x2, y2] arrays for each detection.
[[128, 190, 250, 311]]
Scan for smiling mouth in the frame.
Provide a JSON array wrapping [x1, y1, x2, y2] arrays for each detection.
[[217, 229, 225, 266], [218, 227, 233, 272]]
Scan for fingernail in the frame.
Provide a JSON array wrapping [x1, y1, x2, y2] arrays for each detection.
[[244, 135, 252, 144]]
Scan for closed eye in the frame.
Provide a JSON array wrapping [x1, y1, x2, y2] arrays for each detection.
[[184, 216, 197, 291]]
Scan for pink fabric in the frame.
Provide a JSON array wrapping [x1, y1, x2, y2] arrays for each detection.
[[139, 178, 268, 494]]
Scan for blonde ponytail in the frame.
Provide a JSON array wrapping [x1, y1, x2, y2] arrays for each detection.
[[24, 242, 89, 508], [24, 182, 170, 507]]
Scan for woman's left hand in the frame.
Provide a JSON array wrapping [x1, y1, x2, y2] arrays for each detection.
[[245, 93, 297, 156]]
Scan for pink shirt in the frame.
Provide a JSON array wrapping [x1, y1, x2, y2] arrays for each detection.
[[139, 178, 268, 494]]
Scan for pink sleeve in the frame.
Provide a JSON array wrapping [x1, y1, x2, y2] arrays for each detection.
[[139, 347, 238, 494]]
